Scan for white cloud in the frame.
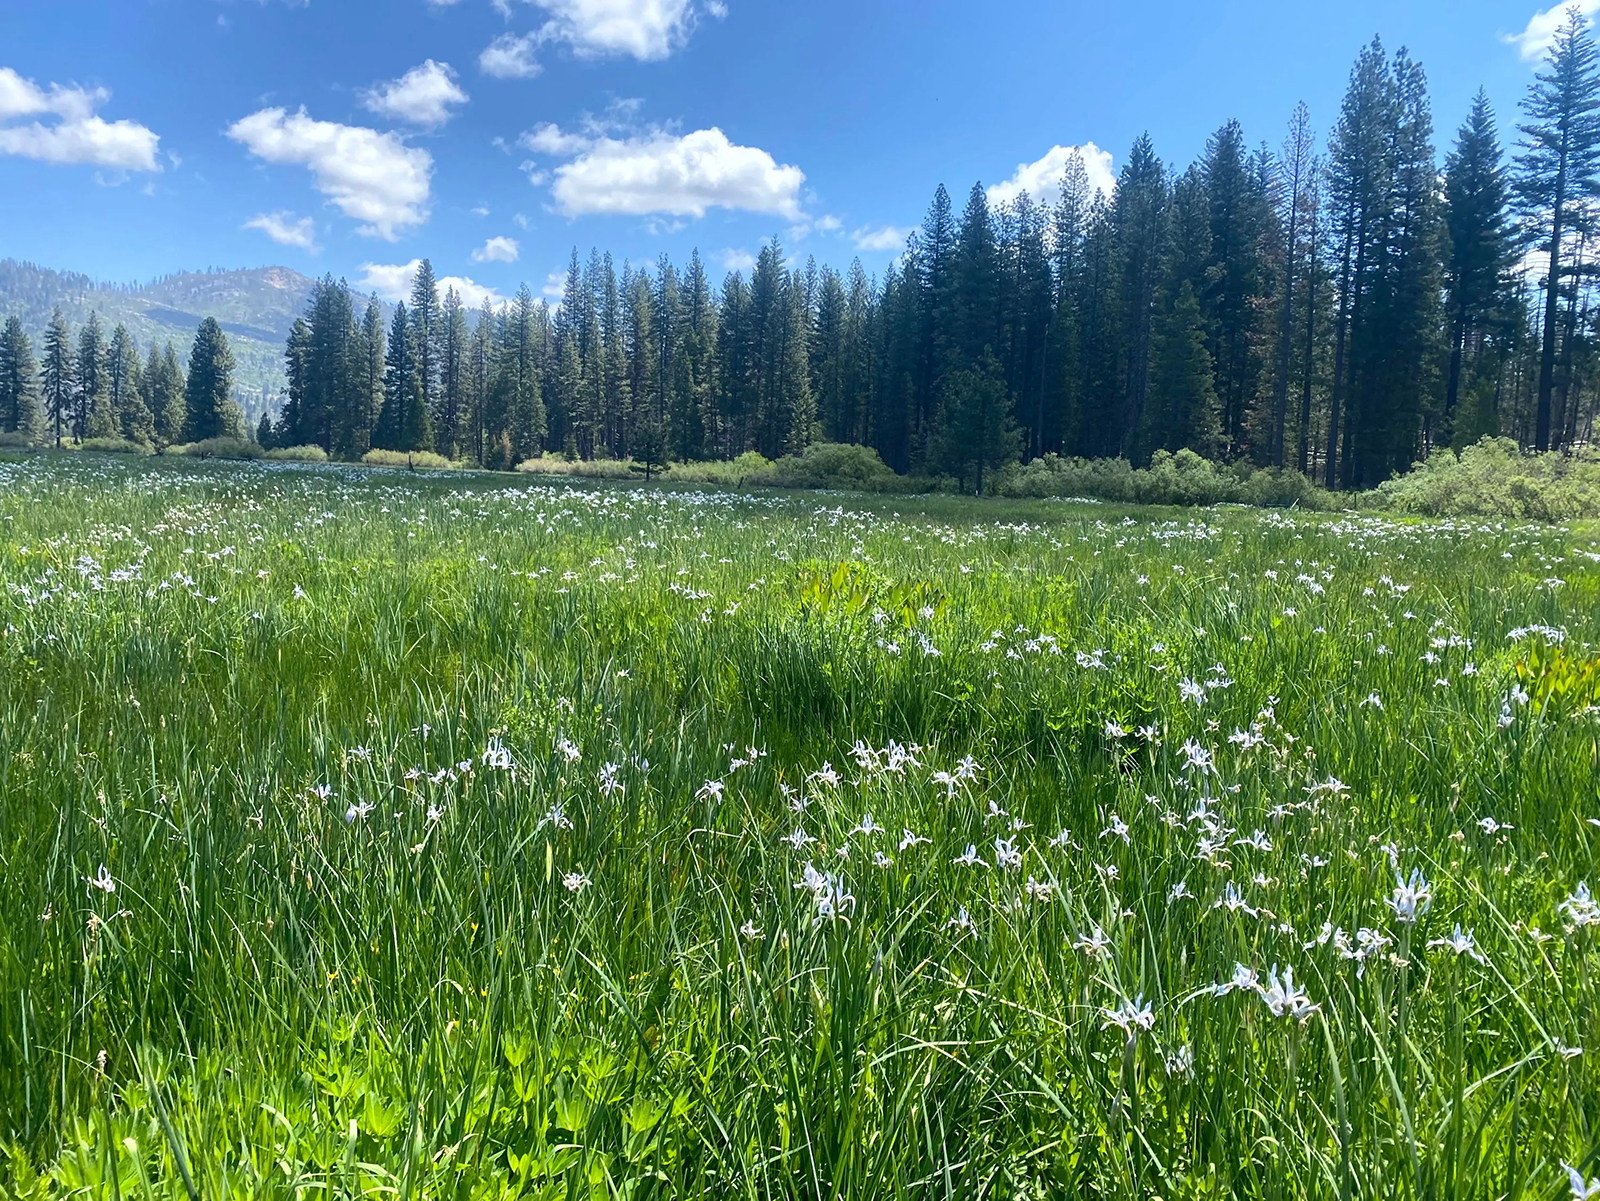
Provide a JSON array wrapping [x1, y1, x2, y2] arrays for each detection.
[[524, 123, 804, 220], [227, 107, 431, 240], [851, 224, 910, 252], [356, 259, 505, 308], [986, 142, 1115, 209], [363, 60, 468, 128], [480, 32, 543, 78], [244, 210, 319, 251], [542, 268, 567, 301], [1504, 1, 1600, 61], [472, 234, 520, 263], [0, 66, 160, 171], [486, 0, 720, 72], [720, 248, 756, 274]]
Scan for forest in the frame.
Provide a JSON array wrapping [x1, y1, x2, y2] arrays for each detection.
[[5, 20, 1600, 491]]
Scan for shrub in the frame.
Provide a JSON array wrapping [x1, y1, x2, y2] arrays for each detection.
[[263, 444, 329, 462], [1371, 437, 1600, 521], [170, 437, 262, 460], [361, 448, 454, 470], [77, 437, 154, 456], [0, 430, 35, 449], [999, 450, 1333, 509], [516, 456, 637, 480], [671, 452, 776, 487], [767, 442, 900, 490]]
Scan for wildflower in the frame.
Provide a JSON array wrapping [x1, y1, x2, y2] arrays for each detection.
[[1214, 882, 1258, 917], [1024, 876, 1056, 901], [1168, 880, 1192, 902], [556, 737, 582, 763], [562, 870, 590, 893], [1164, 1044, 1195, 1078], [853, 813, 883, 837], [993, 836, 1022, 870], [1427, 924, 1487, 963], [481, 739, 514, 771], [1179, 739, 1215, 775], [1476, 816, 1512, 836], [345, 799, 374, 823], [1101, 995, 1155, 1040], [784, 827, 815, 850], [1179, 678, 1206, 705], [309, 783, 334, 801], [696, 779, 725, 804], [952, 844, 987, 868], [808, 762, 840, 788], [872, 850, 894, 868], [1259, 964, 1319, 1021], [739, 920, 764, 941], [1100, 813, 1131, 843], [898, 828, 930, 852], [536, 802, 574, 832], [86, 863, 115, 895], [1211, 963, 1260, 996], [1563, 1164, 1600, 1200], [946, 907, 976, 933], [1559, 882, 1599, 930], [1387, 868, 1432, 925], [1073, 926, 1112, 958]]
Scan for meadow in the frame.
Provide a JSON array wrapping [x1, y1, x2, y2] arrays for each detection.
[[0, 451, 1597, 1200]]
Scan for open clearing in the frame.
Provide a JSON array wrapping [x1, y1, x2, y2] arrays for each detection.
[[1, 454, 1598, 1198]]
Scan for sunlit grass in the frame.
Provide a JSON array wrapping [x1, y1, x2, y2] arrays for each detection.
[[0, 451, 1597, 1199]]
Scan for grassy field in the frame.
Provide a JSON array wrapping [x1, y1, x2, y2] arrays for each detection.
[[1, 452, 1598, 1199]]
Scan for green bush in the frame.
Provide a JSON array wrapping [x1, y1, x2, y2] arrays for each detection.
[[361, 448, 454, 470], [76, 436, 154, 456], [0, 430, 35, 449], [263, 444, 329, 462], [767, 442, 901, 490], [1371, 437, 1600, 520], [999, 450, 1333, 509], [170, 437, 262, 460], [516, 456, 637, 480]]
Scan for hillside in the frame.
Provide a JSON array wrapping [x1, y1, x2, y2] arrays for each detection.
[[0, 260, 318, 422]]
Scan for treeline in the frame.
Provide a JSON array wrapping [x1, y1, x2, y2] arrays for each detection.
[[0, 310, 243, 448], [7, 22, 1600, 487]]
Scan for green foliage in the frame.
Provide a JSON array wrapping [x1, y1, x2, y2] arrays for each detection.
[[1, 455, 1598, 1196], [766, 442, 900, 490], [262, 443, 329, 462], [169, 436, 261, 460], [1001, 449, 1335, 508], [74, 436, 153, 455], [1372, 437, 1600, 520], [360, 447, 454, 469]]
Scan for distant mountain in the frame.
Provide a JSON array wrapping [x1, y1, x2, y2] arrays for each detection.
[[0, 260, 320, 422]]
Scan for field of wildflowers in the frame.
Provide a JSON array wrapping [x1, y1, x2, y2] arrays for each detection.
[[0, 452, 1597, 1198]]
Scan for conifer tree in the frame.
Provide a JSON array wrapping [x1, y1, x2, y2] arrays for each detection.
[[930, 350, 1021, 494], [184, 318, 243, 441], [107, 323, 152, 444], [1443, 90, 1514, 445], [41, 308, 73, 448], [75, 311, 115, 440], [148, 343, 186, 447], [0, 316, 40, 438], [1516, 7, 1600, 450]]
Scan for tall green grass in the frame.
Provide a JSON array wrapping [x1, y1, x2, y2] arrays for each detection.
[[0, 452, 1596, 1198]]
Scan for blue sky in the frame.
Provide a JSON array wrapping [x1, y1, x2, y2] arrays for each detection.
[[0, 0, 1580, 305]]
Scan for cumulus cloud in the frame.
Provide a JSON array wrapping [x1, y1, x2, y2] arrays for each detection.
[[244, 210, 319, 252], [522, 122, 804, 220], [1504, 0, 1600, 61], [472, 235, 520, 263], [480, 33, 543, 79], [227, 107, 431, 240], [356, 259, 505, 308], [851, 224, 911, 252], [986, 142, 1115, 209], [719, 248, 756, 274], [479, 0, 724, 76], [0, 66, 160, 171], [363, 60, 468, 128]]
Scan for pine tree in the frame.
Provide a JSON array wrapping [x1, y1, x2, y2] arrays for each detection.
[[184, 318, 243, 441], [75, 312, 115, 440], [1110, 134, 1168, 454], [1270, 103, 1315, 467], [358, 299, 386, 455], [1145, 282, 1223, 457], [409, 259, 441, 440], [41, 308, 73, 448], [0, 316, 40, 438], [377, 301, 416, 451], [148, 343, 186, 447], [438, 287, 468, 459], [930, 350, 1021, 494], [107, 323, 152, 444], [1516, 7, 1600, 450], [1443, 90, 1514, 445]]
